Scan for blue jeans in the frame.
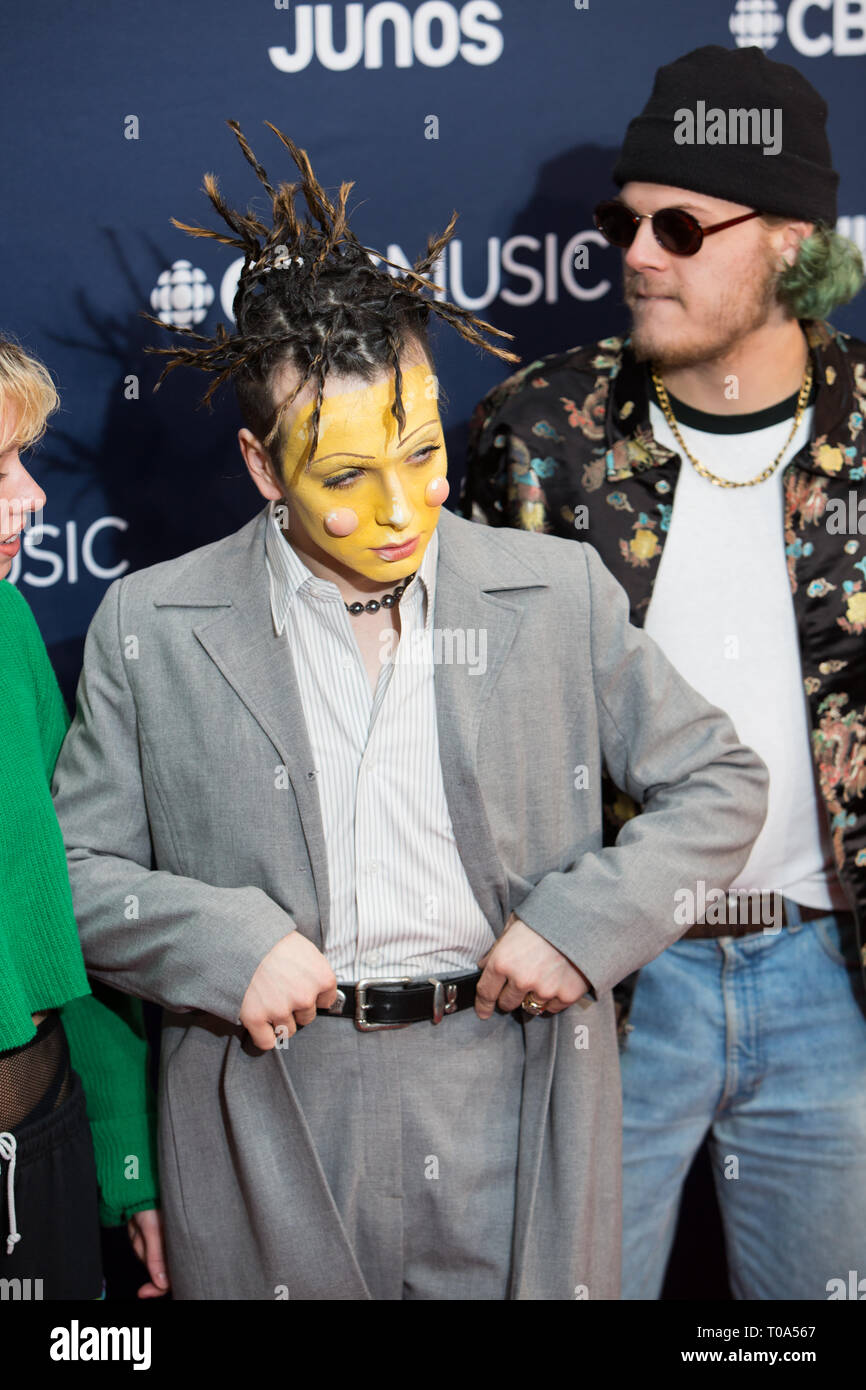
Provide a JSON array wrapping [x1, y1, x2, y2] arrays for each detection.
[[620, 901, 866, 1300]]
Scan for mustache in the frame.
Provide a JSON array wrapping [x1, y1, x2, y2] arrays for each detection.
[[624, 274, 681, 302]]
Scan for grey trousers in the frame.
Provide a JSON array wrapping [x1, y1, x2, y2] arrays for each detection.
[[278, 1001, 527, 1299]]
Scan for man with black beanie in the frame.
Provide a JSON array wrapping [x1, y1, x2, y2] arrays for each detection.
[[462, 44, 866, 1301]]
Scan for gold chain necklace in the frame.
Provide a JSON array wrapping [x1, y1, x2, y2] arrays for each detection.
[[650, 360, 813, 489]]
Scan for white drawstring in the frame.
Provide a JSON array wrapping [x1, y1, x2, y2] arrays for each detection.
[[0, 1132, 21, 1254]]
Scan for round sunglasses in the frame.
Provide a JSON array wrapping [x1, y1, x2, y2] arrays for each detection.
[[593, 199, 761, 257]]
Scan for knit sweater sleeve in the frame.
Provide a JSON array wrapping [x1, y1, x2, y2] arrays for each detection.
[[8, 583, 161, 1223], [15, 582, 73, 770], [59, 987, 159, 1226]]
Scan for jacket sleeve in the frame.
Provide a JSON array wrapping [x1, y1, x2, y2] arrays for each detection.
[[512, 542, 771, 996], [51, 578, 298, 1021], [59, 986, 159, 1225], [459, 371, 558, 531]]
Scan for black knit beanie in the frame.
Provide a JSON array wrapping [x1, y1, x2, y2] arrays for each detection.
[[612, 45, 838, 224]]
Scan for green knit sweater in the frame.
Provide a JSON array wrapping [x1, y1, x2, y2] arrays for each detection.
[[0, 579, 158, 1225]]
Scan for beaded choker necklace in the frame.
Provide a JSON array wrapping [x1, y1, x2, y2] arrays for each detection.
[[344, 572, 416, 616]]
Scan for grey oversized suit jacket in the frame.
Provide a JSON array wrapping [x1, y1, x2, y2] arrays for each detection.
[[52, 503, 768, 1299]]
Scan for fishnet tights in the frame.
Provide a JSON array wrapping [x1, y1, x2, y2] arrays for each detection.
[[0, 1011, 72, 1133]]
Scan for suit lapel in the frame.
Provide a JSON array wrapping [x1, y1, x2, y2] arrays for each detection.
[[155, 509, 331, 947], [433, 508, 547, 936]]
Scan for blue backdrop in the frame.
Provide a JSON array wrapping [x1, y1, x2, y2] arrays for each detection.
[[4, 0, 865, 699]]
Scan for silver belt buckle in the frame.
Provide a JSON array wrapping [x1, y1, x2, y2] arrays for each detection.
[[429, 977, 459, 1025], [354, 976, 413, 1031]]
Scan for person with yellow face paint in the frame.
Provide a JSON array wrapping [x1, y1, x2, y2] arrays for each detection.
[[51, 123, 769, 1299], [238, 354, 451, 695]]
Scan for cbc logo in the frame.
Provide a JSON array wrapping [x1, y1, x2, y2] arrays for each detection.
[[729, 0, 785, 48], [8, 518, 129, 588], [150, 260, 214, 329], [730, 0, 866, 55], [269, 0, 504, 72]]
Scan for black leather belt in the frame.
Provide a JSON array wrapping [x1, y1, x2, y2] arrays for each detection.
[[683, 897, 854, 941], [316, 970, 482, 1031]]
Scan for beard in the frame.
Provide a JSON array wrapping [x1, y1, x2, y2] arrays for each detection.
[[625, 246, 781, 369]]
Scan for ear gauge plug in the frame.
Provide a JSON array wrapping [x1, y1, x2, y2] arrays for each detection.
[[425, 476, 450, 506], [323, 508, 359, 537]]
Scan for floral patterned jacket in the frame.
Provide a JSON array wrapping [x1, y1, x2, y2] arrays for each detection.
[[460, 319, 866, 1031]]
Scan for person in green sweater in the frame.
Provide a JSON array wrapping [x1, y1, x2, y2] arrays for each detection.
[[0, 335, 167, 1299]]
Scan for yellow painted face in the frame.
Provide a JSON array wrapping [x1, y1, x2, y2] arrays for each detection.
[[278, 362, 449, 583]]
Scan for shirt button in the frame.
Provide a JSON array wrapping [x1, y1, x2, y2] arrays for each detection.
[[364, 948, 384, 966], [366, 859, 380, 874]]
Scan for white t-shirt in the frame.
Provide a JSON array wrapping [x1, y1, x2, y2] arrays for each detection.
[[644, 386, 848, 911]]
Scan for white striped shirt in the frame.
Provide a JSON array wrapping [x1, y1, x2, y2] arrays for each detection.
[[264, 502, 495, 981]]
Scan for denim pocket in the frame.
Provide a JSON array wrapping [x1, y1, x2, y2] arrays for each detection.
[[811, 915, 857, 970]]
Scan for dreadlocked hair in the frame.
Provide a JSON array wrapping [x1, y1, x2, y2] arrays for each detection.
[[144, 119, 519, 470]]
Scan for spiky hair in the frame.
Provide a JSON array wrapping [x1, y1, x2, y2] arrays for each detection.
[[144, 119, 519, 468]]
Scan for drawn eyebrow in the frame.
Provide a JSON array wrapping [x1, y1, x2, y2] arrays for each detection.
[[313, 451, 374, 463], [312, 420, 440, 466], [399, 420, 439, 445]]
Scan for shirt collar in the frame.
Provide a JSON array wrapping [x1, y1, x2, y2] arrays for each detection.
[[265, 499, 438, 635]]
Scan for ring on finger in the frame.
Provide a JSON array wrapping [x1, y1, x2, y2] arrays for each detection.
[[521, 992, 547, 1016]]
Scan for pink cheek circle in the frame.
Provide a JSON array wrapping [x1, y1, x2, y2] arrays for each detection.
[[322, 508, 359, 538], [425, 476, 449, 507]]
